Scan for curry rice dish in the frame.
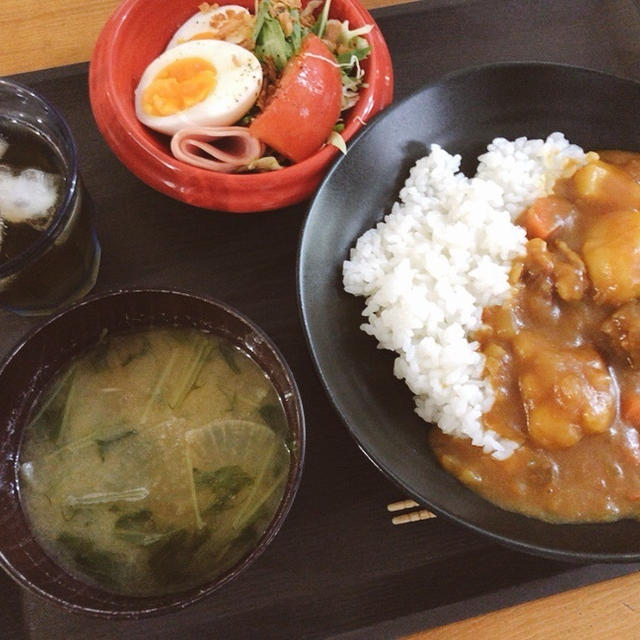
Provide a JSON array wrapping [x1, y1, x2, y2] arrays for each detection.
[[344, 133, 640, 523]]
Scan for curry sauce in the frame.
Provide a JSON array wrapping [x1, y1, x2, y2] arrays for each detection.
[[429, 150, 640, 523]]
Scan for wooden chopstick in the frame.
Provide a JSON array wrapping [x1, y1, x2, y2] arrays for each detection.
[[387, 499, 437, 525], [387, 499, 420, 512]]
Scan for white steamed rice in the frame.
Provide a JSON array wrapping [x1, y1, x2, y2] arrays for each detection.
[[342, 132, 586, 459]]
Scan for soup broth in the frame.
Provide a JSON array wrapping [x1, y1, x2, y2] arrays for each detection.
[[19, 327, 291, 596]]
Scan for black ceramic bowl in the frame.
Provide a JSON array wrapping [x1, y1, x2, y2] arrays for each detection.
[[298, 62, 640, 562], [0, 289, 305, 617]]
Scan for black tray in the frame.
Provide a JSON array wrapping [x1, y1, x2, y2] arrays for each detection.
[[3, 0, 640, 637]]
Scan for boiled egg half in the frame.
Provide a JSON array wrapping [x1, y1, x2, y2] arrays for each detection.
[[166, 4, 254, 49], [134, 39, 262, 136]]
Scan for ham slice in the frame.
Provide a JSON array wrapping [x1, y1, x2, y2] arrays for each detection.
[[170, 126, 265, 173]]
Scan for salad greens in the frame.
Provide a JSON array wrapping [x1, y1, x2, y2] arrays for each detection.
[[253, 0, 304, 70], [252, 0, 372, 111]]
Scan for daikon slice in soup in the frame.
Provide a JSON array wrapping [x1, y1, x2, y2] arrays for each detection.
[[18, 327, 291, 596]]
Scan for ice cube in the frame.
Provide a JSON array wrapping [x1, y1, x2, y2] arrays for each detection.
[[0, 164, 60, 225]]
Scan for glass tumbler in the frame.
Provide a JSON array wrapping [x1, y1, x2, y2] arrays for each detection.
[[0, 79, 101, 315]]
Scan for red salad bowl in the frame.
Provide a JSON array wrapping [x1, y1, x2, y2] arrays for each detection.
[[89, 0, 393, 213]]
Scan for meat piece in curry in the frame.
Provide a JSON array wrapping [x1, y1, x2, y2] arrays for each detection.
[[429, 150, 640, 523]]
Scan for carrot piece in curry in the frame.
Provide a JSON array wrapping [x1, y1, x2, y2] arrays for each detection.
[[621, 390, 640, 430], [518, 195, 573, 240]]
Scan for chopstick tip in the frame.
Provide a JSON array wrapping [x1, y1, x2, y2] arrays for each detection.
[[391, 509, 437, 525], [387, 499, 420, 512]]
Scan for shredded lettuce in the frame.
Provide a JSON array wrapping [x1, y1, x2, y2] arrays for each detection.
[[327, 130, 347, 154], [337, 51, 369, 111], [311, 0, 332, 38], [337, 44, 371, 65], [336, 21, 373, 44], [321, 19, 372, 112], [339, 57, 368, 110], [244, 156, 284, 171], [290, 8, 303, 51]]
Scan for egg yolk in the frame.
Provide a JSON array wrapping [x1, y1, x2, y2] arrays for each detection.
[[142, 57, 217, 117]]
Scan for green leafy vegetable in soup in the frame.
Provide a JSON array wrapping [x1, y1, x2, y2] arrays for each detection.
[[19, 327, 291, 595]]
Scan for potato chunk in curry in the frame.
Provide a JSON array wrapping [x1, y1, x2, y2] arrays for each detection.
[[582, 209, 640, 306], [572, 160, 640, 211], [513, 331, 615, 448]]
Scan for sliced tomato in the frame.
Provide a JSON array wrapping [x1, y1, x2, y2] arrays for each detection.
[[249, 33, 342, 163]]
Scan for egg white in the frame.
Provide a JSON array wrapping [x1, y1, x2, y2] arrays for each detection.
[[166, 5, 252, 49], [134, 39, 262, 136]]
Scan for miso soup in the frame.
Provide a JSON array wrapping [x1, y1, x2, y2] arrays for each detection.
[[19, 327, 291, 596]]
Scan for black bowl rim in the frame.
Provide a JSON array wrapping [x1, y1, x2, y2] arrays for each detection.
[[0, 286, 306, 617], [297, 61, 640, 564]]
